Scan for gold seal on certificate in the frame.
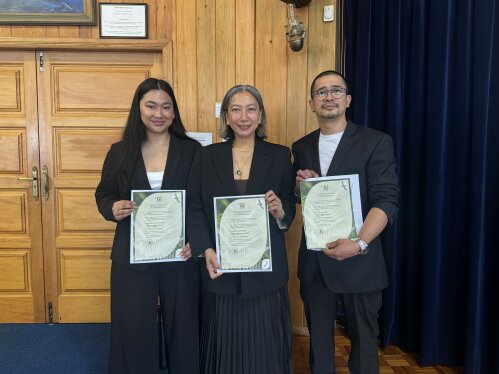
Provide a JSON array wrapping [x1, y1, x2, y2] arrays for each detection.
[[214, 195, 272, 272], [300, 175, 364, 250], [130, 190, 185, 263]]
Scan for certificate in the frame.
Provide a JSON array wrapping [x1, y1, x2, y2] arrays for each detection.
[[300, 175, 363, 251], [214, 195, 272, 272], [186, 131, 213, 147], [130, 190, 185, 263], [99, 3, 148, 38]]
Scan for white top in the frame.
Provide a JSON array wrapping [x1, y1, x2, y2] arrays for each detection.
[[318, 131, 344, 176], [147, 171, 164, 190]]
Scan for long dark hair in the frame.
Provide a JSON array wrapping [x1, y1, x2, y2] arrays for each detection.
[[120, 78, 189, 174]]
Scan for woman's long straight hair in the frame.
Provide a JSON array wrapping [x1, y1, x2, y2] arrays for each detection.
[[119, 78, 190, 176]]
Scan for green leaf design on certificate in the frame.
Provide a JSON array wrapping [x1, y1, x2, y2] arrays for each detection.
[[217, 196, 271, 271], [133, 192, 183, 261]]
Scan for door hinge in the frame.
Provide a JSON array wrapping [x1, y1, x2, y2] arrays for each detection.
[[48, 301, 53, 324], [39, 51, 44, 72]]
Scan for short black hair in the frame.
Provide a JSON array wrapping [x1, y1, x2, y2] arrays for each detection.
[[310, 70, 349, 98]]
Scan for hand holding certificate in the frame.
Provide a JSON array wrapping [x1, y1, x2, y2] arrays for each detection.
[[214, 195, 272, 272], [300, 175, 364, 251], [130, 190, 185, 263]]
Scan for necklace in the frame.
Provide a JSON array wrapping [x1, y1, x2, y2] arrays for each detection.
[[232, 146, 253, 152], [232, 149, 253, 178]]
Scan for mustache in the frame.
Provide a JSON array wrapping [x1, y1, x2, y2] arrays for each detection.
[[321, 103, 339, 108]]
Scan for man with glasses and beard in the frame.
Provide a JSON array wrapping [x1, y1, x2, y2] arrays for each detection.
[[292, 70, 400, 374]]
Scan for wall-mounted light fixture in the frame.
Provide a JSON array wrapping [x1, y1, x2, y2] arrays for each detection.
[[281, 0, 311, 52]]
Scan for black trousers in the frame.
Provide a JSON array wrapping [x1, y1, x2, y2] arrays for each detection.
[[109, 261, 200, 374], [300, 273, 382, 374]]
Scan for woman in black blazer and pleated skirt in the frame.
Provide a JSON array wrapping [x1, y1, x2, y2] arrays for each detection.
[[188, 85, 296, 374]]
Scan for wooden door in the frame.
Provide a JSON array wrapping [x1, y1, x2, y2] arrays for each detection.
[[0, 51, 45, 322], [0, 50, 164, 323], [37, 51, 164, 323]]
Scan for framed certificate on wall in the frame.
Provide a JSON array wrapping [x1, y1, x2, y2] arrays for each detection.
[[99, 3, 148, 39]]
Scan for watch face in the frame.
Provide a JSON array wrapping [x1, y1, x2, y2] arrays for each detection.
[[357, 239, 367, 249], [355, 239, 368, 254]]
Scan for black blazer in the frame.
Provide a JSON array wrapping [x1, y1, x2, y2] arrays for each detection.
[[95, 135, 201, 271], [187, 139, 296, 297], [292, 121, 400, 293]]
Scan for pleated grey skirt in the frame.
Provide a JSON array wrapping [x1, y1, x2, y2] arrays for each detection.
[[200, 286, 293, 374]]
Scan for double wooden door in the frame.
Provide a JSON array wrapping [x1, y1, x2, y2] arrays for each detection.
[[0, 50, 163, 323]]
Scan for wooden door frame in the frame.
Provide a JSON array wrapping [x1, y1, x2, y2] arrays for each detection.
[[0, 37, 173, 84], [0, 51, 46, 322]]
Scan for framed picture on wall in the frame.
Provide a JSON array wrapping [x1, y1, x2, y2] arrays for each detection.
[[0, 0, 96, 25], [99, 3, 148, 39]]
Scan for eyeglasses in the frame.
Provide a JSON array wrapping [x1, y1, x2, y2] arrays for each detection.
[[312, 86, 348, 100]]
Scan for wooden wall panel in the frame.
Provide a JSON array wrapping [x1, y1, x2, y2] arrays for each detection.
[[285, 7, 310, 146], [306, 0, 338, 134], [255, 0, 288, 146], [54, 69, 148, 113], [0, 70, 21, 110], [0, 297, 34, 322], [58, 294, 110, 323], [174, 1, 198, 131], [0, 252, 29, 291], [235, 0, 255, 85], [215, 0, 236, 97], [0, 130, 24, 173], [57, 190, 115, 234], [0, 192, 26, 233], [196, 0, 217, 135], [60, 250, 111, 291], [55, 129, 122, 174]]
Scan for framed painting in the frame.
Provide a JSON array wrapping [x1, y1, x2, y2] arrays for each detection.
[[0, 0, 96, 25]]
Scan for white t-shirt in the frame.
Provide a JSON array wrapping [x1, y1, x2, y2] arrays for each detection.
[[147, 171, 164, 190], [318, 131, 344, 176]]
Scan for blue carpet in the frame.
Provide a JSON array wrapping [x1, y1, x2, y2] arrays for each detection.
[[0, 323, 110, 374]]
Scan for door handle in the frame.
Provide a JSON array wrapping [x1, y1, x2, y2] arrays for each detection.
[[42, 166, 49, 201], [17, 166, 39, 201]]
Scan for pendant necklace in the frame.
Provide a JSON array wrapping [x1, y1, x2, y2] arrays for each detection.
[[233, 148, 253, 178]]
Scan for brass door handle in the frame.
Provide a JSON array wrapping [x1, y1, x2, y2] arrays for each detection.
[[42, 166, 49, 201], [17, 166, 39, 201]]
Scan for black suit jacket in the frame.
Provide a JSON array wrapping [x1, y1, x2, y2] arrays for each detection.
[[95, 135, 201, 271], [187, 139, 296, 297], [292, 121, 400, 293]]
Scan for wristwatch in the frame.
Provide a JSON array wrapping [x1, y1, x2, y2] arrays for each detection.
[[352, 238, 369, 255]]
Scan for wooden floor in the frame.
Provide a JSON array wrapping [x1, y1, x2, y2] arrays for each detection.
[[292, 327, 464, 374]]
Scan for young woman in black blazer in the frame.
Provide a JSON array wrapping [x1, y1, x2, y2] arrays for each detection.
[[188, 85, 296, 373], [95, 78, 200, 374]]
